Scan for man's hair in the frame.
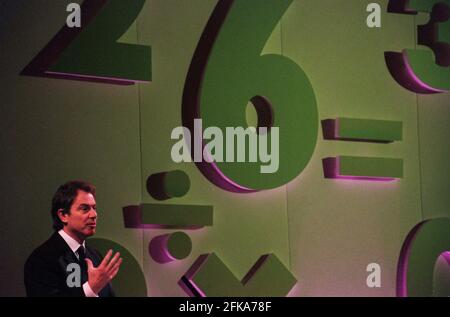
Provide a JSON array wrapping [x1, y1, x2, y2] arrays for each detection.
[[50, 180, 96, 231]]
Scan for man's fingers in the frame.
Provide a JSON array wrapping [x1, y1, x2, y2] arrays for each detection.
[[109, 258, 122, 275], [99, 249, 113, 269], [109, 269, 119, 280], [105, 252, 121, 272], [109, 261, 122, 280], [113, 258, 123, 270]]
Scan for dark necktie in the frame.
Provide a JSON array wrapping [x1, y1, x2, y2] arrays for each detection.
[[76, 246, 88, 284], [76, 246, 86, 262]]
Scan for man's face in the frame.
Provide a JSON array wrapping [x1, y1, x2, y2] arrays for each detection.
[[59, 190, 97, 241]]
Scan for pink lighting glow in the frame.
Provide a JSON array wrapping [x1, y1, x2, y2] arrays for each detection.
[[149, 234, 178, 264], [402, 53, 446, 94], [178, 254, 209, 297], [385, 51, 447, 94], [396, 221, 424, 297], [45, 71, 148, 85], [322, 157, 399, 182]]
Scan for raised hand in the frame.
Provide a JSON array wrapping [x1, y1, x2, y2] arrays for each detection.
[[85, 249, 122, 295]]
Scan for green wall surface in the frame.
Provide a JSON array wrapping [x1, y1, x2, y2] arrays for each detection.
[[0, 0, 144, 296], [0, 0, 448, 296]]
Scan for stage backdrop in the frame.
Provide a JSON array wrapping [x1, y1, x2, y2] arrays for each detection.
[[0, 0, 449, 296]]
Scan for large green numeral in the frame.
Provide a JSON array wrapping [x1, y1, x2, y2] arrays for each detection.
[[182, 0, 318, 192], [386, 0, 449, 93], [22, 0, 151, 85], [88, 238, 147, 296], [397, 218, 450, 297]]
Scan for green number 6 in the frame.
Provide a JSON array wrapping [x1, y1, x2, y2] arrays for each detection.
[[183, 0, 318, 192]]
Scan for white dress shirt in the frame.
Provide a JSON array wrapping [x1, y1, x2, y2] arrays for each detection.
[[58, 229, 98, 297]]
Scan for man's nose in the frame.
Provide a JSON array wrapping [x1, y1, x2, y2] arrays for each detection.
[[89, 208, 97, 218]]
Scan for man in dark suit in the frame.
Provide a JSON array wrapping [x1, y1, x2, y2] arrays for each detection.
[[24, 180, 122, 297]]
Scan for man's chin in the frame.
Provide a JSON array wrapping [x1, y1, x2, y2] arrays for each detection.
[[84, 228, 96, 236]]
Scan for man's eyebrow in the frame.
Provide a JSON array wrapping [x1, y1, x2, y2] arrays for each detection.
[[77, 203, 96, 208]]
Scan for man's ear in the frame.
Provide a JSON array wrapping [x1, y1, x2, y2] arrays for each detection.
[[57, 208, 69, 225]]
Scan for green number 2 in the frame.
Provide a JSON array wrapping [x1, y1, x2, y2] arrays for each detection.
[[22, 0, 151, 85]]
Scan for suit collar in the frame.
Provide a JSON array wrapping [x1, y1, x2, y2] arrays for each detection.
[[48, 232, 80, 271], [49, 231, 74, 254], [50, 232, 97, 266], [58, 229, 86, 254]]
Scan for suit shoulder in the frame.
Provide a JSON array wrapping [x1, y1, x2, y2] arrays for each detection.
[[25, 234, 61, 265]]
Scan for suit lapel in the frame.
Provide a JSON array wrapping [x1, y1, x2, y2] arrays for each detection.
[[51, 233, 78, 269], [51, 233, 88, 287], [50, 233, 114, 297]]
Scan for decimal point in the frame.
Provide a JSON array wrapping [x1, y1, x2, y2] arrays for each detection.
[[146, 170, 191, 200], [149, 231, 192, 263]]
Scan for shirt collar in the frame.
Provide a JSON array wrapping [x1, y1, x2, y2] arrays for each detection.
[[58, 229, 86, 254]]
